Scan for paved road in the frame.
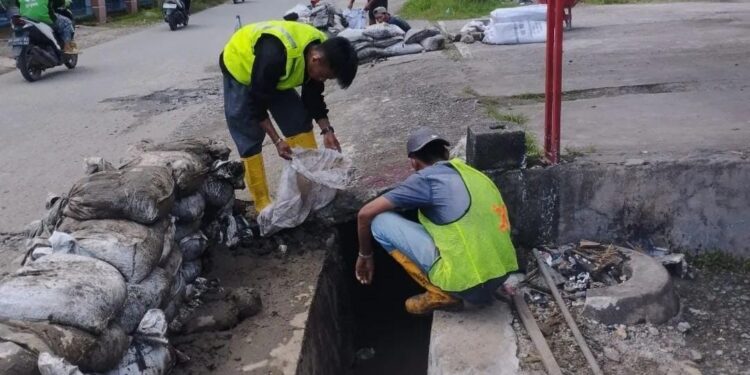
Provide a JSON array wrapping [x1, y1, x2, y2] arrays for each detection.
[[0, 0, 302, 232]]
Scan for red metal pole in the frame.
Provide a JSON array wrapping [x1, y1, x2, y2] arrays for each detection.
[[551, 0, 565, 163], [543, 0, 555, 159]]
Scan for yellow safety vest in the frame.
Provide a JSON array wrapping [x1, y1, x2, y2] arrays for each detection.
[[222, 20, 327, 89], [420, 159, 519, 292]]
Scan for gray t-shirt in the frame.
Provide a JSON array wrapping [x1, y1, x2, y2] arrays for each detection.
[[383, 162, 470, 225]]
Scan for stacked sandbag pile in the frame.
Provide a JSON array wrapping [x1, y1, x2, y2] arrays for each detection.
[[0, 138, 246, 374], [339, 24, 445, 64], [284, 2, 347, 36]]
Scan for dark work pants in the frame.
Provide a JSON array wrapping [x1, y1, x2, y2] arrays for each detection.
[[223, 72, 313, 158]]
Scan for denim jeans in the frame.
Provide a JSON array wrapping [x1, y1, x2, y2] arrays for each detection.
[[54, 15, 74, 44], [371, 211, 506, 305]]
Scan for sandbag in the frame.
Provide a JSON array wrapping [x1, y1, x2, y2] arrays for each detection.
[[200, 177, 235, 209], [0, 321, 129, 372], [338, 27, 372, 42], [0, 254, 126, 335], [0, 341, 39, 375], [179, 232, 208, 261], [64, 166, 174, 225], [159, 243, 183, 281], [117, 268, 173, 334], [372, 35, 404, 48], [57, 219, 170, 283], [210, 160, 245, 190], [483, 20, 546, 45], [383, 42, 424, 57], [420, 34, 446, 52], [357, 47, 383, 62], [181, 260, 202, 284], [104, 310, 175, 375], [123, 151, 209, 195], [174, 220, 201, 242], [404, 27, 440, 44], [363, 23, 406, 39], [353, 40, 373, 51], [133, 138, 231, 166], [171, 193, 205, 223], [258, 149, 351, 236]]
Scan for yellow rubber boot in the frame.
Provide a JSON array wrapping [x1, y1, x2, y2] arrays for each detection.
[[286, 131, 318, 150], [242, 154, 271, 212], [390, 250, 463, 315]]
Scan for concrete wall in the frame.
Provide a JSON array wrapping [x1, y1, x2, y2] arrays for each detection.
[[492, 154, 750, 257]]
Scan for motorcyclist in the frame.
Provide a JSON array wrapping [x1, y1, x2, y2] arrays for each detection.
[[14, 0, 78, 54]]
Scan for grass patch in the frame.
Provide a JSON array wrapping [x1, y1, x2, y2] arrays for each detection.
[[689, 252, 750, 274], [401, 0, 515, 21], [583, 0, 655, 4]]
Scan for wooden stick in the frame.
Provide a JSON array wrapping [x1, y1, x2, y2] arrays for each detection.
[[512, 293, 563, 375], [533, 249, 604, 375]]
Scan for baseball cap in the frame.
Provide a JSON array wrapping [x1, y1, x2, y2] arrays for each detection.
[[373, 6, 388, 16], [406, 127, 450, 155]]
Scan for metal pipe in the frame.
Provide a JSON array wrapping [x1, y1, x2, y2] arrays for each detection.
[[532, 249, 604, 375], [550, 0, 565, 163], [543, 0, 556, 159]]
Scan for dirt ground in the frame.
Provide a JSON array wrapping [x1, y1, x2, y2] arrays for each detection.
[[516, 263, 750, 375], [172, 222, 335, 374]]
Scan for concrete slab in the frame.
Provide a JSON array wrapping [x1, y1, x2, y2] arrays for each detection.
[[584, 248, 680, 325], [428, 302, 519, 375]]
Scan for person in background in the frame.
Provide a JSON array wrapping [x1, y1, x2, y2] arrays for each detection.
[[347, 0, 386, 25], [372, 6, 410, 32], [220, 20, 358, 213], [14, 0, 78, 54], [354, 128, 519, 315]]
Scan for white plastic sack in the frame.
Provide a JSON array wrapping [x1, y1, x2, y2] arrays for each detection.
[[343, 8, 367, 29], [490, 4, 547, 23], [483, 20, 547, 45], [258, 149, 351, 236]]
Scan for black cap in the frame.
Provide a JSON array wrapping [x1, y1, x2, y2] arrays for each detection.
[[406, 127, 450, 155]]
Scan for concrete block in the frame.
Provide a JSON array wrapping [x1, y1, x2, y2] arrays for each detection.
[[466, 122, 526, 171], [429, 302, 519, 375], [584, 248, 679, 325]]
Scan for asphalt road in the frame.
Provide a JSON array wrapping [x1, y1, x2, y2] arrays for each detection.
[[0, 0, 302, 232]]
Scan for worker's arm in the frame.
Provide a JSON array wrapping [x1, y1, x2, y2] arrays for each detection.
[[355, 196, 395, 284], [347, 0, 354, 9], [301, 80, 340, 152], [364, 0, 377, 10], [249, 36, 293, 160]]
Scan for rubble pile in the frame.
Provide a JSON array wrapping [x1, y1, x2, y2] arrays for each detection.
[[0, 138, 253, 374], [339, 24, 445, 64], [526, 241, 629, 306]]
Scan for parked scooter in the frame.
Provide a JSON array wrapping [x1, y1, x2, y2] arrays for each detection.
[[8, 8, 77, 82], [163, 0, 188, 31]]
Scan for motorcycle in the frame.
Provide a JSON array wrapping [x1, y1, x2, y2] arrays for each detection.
[[8, 9, 77, 82], [162, 0, 188, 31]]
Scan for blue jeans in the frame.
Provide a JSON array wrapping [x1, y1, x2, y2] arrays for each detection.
[[54, 15, 74, 44], [371, 211, 506, 306]]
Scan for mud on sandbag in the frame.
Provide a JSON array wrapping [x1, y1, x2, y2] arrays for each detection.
[[179, 231, 208, 261], [132, 138, 231, 167], [0, 253, 127, 335], [64, 166, 174, 225], [122, 151, 209, 195], [200, 176, 235, 209], [362, 23, 405, 39], [210, 160, 245, 190], [159, 242, 183, 282], [384, 42, 424, 57], [117, 267, 173, 334], [84, 157, 115, 175], [0, 320, 129, 372], [0, 341, 39, 375], [174, 219, 202, 242], [171, 192, 205, 223], [57, 218, 171, 283], [181, 260, 202, 284], [24, 194, 68, 240], [372, 35, 404, 48], [420, 34, 446, 52], [105, 310, 175, 375]]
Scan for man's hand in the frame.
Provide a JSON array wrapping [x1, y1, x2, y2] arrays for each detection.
[[275, 140, 293, 160], [323, 132, 341, 152], [355, 255, 374, 285]]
